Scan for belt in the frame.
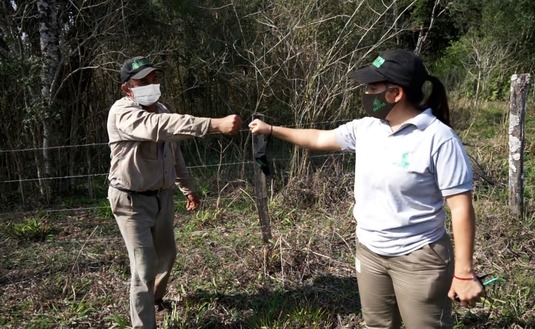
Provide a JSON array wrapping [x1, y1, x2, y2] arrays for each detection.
[[112, 186, 160, 196]]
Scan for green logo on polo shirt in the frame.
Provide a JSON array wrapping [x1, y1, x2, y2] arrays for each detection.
[[393, 152, 410, 169], [400, 152, 410, 168]]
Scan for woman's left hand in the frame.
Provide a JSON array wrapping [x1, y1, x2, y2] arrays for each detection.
[[448, 275, 485, 308]]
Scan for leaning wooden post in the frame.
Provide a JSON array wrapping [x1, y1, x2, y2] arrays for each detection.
[[251, 114, 273, 245], [508, 73, 531, 220]]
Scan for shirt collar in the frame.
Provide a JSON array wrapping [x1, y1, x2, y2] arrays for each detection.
[[397, 108, 436, 131]]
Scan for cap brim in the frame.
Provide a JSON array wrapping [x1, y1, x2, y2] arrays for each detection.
[[130, 67, 161, 80], [349, 66, 387, 84]]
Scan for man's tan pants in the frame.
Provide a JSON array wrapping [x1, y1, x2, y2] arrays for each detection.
[[108, 187, 176, 329], [355, 233, 454, 329]]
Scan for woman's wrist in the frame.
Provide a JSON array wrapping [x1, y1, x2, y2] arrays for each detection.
[[453, 274, 476, 281]]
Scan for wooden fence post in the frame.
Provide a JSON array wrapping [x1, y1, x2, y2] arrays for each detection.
[[508, 73, 531, 219], [251, 114, 273, 245]]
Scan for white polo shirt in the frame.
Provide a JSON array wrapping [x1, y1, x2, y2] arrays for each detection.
[[335, 109, 472, 256]]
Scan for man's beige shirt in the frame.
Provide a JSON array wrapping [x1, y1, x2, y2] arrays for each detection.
[[107, 97, 211, 194]]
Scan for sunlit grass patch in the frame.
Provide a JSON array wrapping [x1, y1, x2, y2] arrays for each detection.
[[3, 216, 58, 242]]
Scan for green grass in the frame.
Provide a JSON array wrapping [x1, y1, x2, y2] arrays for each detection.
[[3, 216, 58, 242]]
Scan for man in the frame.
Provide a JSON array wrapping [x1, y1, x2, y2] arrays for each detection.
[[107, 56, 242, 329]]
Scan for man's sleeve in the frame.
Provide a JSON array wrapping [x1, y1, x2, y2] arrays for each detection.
[[115, 102, 211, 142], [173, 143, 195, 195]]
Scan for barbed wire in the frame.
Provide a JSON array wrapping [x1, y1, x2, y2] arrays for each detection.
[[0, 152, 352, 219], [0, 116, 355, 218], [0, 195, 251, 219], [0, 119, 353, 154], [0, 161, 255, 184], [0, 154, 348, 185], [0, 178, 356, 220], [0, 142, 108, 154]]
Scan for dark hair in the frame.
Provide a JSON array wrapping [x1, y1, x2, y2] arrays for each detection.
[[403, 75, 451, 127]]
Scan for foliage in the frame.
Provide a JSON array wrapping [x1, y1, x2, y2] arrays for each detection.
[[1, 123, 534, 327], [1, 1, 535, 327], [434, 34, 514, 103], [2, 0, 535, 206], [3, 216, 58, 242], [0, 99, 533, 329], [438, 0, 535, 104]]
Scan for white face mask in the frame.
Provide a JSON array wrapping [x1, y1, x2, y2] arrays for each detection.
[[130, 84, 161, 106]]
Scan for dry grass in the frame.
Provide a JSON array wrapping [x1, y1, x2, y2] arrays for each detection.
[[1, 101, 534, 328]]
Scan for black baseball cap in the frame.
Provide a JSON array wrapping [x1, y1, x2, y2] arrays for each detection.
[[350, 49, 429, 90], [120, 56, 161, 83]]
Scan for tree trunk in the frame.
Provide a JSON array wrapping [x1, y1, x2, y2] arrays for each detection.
[[414, 0, 441, 55], [508, 73, 530, 220], [38, 0, 61, 203]]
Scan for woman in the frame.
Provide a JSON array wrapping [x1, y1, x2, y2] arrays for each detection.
[[249, 49, 483, 328]]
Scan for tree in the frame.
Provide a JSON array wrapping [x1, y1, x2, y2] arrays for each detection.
[[0, 0, 172, 205], [37, 0, 60, 202]]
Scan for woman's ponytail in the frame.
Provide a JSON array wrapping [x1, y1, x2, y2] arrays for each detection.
[[424, 75, 451, 127]]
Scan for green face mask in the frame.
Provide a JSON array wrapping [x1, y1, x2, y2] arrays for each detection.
[[362, 88, 397, 120]]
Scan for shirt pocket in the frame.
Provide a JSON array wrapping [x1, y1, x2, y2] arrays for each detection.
[[139, 141, 158, 160]]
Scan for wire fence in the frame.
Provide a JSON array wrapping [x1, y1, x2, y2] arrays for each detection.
[[0, 119, 356, 219], [0, 116, 506, 220]]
